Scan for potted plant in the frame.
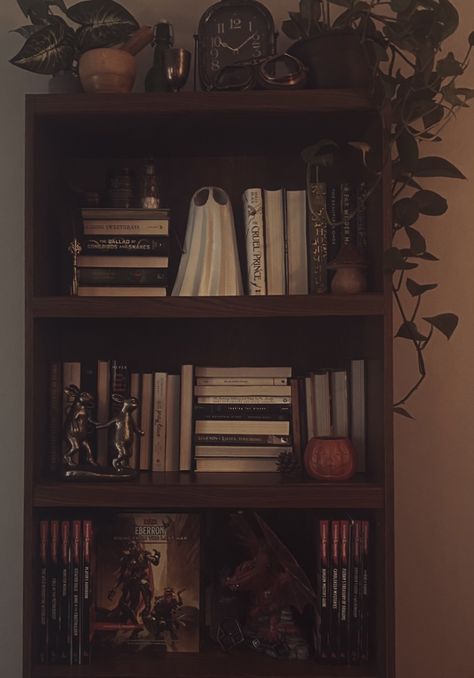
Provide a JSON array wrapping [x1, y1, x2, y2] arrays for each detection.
[[10, 0, 144, 92]]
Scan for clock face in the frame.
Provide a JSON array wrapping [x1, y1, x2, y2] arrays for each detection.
[[198, 1, 276, 90]]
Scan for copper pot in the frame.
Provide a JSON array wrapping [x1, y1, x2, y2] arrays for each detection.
[[79, 48, 136, 94]]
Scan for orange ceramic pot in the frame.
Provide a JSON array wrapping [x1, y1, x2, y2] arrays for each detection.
[[79, 48, 136, 94], [304, 436, 356, 481]]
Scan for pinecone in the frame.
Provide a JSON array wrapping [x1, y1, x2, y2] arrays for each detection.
[[276, 451, 301, 477]]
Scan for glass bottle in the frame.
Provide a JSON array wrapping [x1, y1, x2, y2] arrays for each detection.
[[145, 21, 174, 93], [139, 160, 160, 209]]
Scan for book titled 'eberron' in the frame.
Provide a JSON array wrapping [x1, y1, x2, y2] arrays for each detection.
[[94, 513, 200, 654]]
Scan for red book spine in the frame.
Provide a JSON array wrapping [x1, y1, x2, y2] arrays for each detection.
[[82, 521, 93, 664], [49, 521, 60, 663], [339, 520, 350, 663], [39, 521, 49, 664], [350, 520, 361, 664], [59, 521, 71, 664], [71, 521, 81, 665], [329, 520, 340, 660], [360, 520, 370, 662], [319, 519, 330, 659]]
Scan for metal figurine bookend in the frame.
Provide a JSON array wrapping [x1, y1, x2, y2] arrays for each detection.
[[62, 386, 140, 481], [68, 239, 82, 296]]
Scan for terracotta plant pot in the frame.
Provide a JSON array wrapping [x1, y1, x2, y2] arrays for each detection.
[[304, 436, 356, 481], [287, 32, 373, 89], [79, 48, 136, 94]]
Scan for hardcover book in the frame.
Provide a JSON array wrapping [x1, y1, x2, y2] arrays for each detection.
[[94, 513, 200, 653], [307, 182, 328, 294], [243, 188, 266, 295]]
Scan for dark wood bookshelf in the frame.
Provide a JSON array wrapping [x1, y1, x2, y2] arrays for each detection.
[[24, 90, 394, 678]]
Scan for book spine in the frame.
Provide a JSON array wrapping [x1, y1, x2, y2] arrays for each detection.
[[356, 182, 368, 253], [197, 395, 291, 405], [286, 189, 308, 295], [326, 184, 341, 264], [360, 520, 370, 662], [79, 235, 169, 256], [129, 372, 141, 469], [78, 267, 168, 287], [290, 378, 301, 465], [165, 375, 181, 471], [350, 520, 361, 664], [83, 219, 169, 236], [49, 362, 62, 473], [151, 372, 167, 472], [49, 520, 60, 664], [319, 520, 330, 660], [341, 183, 357, 247], [77, 255, 168, 268], [193, 403, 291, 421], [39, 520, 49, 664], [81, 521, 92, 664], [329, 520, 340, 660], [139, 373, 153, 471], [264, 189, 286, 295], [96, 360, 110, 467], [77, 286, 167, 297], [307, 182, 328, 294], [195, 420, 290, 436], [297, 377, 309, 453], [179, 365, 194, 471], [195, 377, 288, 386], [194, 385, 291, 397], [340, 520, 350, 662], [71, 520, 81, 665], [194, 433, 290, 445], [59, 521, 70, 664], [194, 366, 292, 378], [243, 188, 266, 295]]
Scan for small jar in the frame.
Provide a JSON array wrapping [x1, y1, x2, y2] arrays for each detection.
[[139, 160, 160, 209], [107, 168, 134, 208]]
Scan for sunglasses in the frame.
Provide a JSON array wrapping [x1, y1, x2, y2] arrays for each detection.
[[211, 53, 308, 92]]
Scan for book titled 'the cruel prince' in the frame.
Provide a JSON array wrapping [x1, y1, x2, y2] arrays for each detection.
[[93, 513, 200, 653]]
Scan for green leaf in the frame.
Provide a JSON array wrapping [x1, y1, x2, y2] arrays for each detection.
[[396, 130, 419, 172], [469, 31, 474, 47], [394, 406, 414, 419], [423, 105, 444, 129], [11, 24, 45, 38], [406, 278, 438, 297], [436, 51, 464, 78], [384, 247, 418, 271], [379, 73, 397, 99], [412, 190, 448, 216], [442, 81, 470, 108], [282, 19, 302, 39], [393, 198, 419, 227], [417, 252, 439, 261], [396, 321, 428, 342], [390, 0, 412, 11], [423, 313, 458, 339], [438, 0, 459, 40], [406, 226, 426, 254], [9, 20, 75, 74], [67, 0, 139, 52], [413, 157, 466, 180], [327, 0, 352, 6]]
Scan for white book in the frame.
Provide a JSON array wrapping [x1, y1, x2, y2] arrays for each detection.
[[195, 445, 290, 458], [195, 457, 278, 472], [76, 255, 168, 268], [165, 375, 181, 472], [286, 190, 308, 294], [312, 371, 332, 437], [195, 420, 290, 436], [351, 360, 366, 472], [129, 372, 141, 469], [243, 188, 266, 295], [139, 373, 153, 470], [179, 365, 194, 472], [194, 385, 291, 397], [331, 369, 349, 437], [195, 366, 291, 378], [78, 286, 167, 297], [196, 377, 288, 386], [83, 219, 169, 236], [97, 360, 110, 467], [305, 376, 315, 440], [264, 189, 286, 295], [151, 372, 167, 472], [197, 395, 291, 404]]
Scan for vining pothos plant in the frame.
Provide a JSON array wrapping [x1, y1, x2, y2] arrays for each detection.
[[287, 0, 473, 417], [10, 0, 139, 75]]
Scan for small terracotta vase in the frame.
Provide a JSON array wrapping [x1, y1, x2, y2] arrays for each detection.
[[327, 244, 368, 295], [79, 48, 136, 94], [304, 436, 356, 481]]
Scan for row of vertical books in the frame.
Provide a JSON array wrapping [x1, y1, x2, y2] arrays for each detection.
[[76, 208, 170, 297], [243, 183, 367, 296], [39, 519, 93, 665], [317, 519, 370, 664]]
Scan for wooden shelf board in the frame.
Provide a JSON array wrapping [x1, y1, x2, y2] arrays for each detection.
[[33, 473, 384, 509], [32, 649, 377, 678], [30, 295, 385, 319], [27, 90, 376, 117]]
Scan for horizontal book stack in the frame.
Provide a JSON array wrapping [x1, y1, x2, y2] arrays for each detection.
[[77, 208, 170, 297], [49, 361, 181, 473], [181, 365, 293, 472], [317, 518, 370, 664], [39, 518, 93, 666], [243, 184, 367, 296]]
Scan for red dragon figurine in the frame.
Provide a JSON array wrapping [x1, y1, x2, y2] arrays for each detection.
[[223, 513, 316, 659]]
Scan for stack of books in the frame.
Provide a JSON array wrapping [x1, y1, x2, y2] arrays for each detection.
[[77, 207, 170, 297], [189, 366, 293, 472], [243, 183, 367, 296]]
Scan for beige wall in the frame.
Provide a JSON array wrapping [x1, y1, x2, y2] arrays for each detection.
[[0, 2, 472, 676]]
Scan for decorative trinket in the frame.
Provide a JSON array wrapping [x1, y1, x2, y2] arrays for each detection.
[[327, 243, 368, 295], [303, 436, 356, 481], [139, 159, 160, 209], [68, 238, 82, 296]]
